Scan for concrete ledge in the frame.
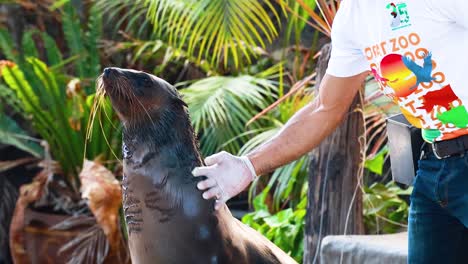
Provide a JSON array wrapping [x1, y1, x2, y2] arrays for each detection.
[[320, 232, 408, 264]]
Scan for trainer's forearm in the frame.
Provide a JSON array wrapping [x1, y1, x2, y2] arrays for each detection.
[[246, 73, 366, 175], [247, 100, 345, 175]]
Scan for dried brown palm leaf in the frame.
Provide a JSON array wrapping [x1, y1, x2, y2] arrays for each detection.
[[79, 160, 123, 254], [9, 167, 51, 263]]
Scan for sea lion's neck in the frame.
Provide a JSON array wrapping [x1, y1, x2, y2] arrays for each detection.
[[123, 106, 203, 168], [121, 106, 212, 223]]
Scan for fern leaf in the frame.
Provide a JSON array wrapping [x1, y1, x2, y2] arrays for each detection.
[[21, 30, 39, 59], [41, 32, 63, 67], [0, 28, 19, 62], [62, 2, 87, 78], [84, 3, 102, 79]]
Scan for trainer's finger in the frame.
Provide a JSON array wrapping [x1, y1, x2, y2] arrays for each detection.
[[205, 151, 229, 166], [202, 186, 222, 200], [191, 165, 216, 177], [197, 178, 217, 190], [214, 200, 225, 210]]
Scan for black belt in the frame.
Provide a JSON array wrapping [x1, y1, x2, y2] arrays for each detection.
[[426, 134, 468, 159]]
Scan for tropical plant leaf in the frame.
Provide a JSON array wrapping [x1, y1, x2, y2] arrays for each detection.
[[95, 0, 149, 36], [21, 30, 40, 59], [1, 63, 39, 113], [363, 181, 412, 234], [364, 146, 388, 175], [0, 28, 19, 62], [41, 32, 63, 67], [144, 0, 281, 68], [242, 188, 306, 262], [181, 69, 278, 155], [0, 83, 23, 116], [84, 3, 102, 80], [62, 2, 87, 78], [0, 114, 43, 158], [238, 81, 312, 210]]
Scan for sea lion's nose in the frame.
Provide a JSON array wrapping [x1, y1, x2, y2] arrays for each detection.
[[103, 67, 114, 77]]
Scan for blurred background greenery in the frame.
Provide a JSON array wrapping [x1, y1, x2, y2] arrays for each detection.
[[0, 0, 410, 263]]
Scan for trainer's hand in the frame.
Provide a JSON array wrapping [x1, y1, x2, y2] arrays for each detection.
[[192, 151, 257, 210]]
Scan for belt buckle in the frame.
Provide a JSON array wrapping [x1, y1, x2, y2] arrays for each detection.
[[431, 143, 449, 159]]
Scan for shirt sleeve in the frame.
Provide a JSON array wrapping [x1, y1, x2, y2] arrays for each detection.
[[448, 0, 468, 28], [326, 1, 369, 77], [430, 0, 468, 28]]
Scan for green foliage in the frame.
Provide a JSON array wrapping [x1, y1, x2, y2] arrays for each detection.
[[118, 39, 217, 75], [181, 65, 280, 155], [0, 28, 18, 62], [363, 182, 412, 234], [0, 3, 413, 259], [241, 126, 310, 211], [239, 84, 313, 211], [62, 1, 102, 86], [144, 0, 282, 68], [0, 112, 43, 158], [242, 188, 307, 262], [0, 14, 119, 191], [95, 0, 151, 38], [364, 146, 388, 175]]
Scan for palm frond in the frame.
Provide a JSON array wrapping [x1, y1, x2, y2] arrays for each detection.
[[144, 0, 281, 68], [278, 0, 340, 37], [95, 0, 151, 39], [181, 68, 279, 155]]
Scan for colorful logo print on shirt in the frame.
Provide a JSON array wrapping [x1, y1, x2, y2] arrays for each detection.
[[379, 53, 434, 97], [375, 51, 468, 141], [386, 2, 411, 30]]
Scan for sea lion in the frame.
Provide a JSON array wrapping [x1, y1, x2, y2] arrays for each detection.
[[100, 67, 297, 264]]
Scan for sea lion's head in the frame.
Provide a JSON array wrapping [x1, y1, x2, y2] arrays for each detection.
[[99, 67, 186, 126]]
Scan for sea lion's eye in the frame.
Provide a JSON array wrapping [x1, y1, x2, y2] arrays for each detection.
[[135, 77, 152, 87]]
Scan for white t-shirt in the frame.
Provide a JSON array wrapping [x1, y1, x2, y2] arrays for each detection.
[[327, 0, 468, 142]]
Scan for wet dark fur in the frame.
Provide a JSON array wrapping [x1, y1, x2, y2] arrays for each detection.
[[101, 67, 297, 264]]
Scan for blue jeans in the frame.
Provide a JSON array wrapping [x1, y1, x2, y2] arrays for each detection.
[[408, 147, 468, 263]]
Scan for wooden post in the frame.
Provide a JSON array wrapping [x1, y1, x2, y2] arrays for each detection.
[[303, 43, 365, 263]]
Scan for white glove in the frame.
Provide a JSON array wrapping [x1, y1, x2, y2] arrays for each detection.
[[192, 151, 257, 210]]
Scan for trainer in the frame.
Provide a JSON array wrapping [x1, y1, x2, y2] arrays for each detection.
[[192, 1, 468, 263]]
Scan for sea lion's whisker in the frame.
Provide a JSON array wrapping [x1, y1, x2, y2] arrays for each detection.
[[101, 100, 119, 130], [98, 108, 122, 163], [82, 76, 112, 154], [133, 91, 156, 127], [86, 77, 104, 141], [84, 78, 105, 161]]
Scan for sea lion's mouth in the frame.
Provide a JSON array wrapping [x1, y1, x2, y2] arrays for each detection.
[[101, 67, 130, 98], [99, 67, 144, 121], [98, 67, 187, 127]]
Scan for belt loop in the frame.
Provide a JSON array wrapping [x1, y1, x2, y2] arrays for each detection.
[[420, 142, 428, 160]]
